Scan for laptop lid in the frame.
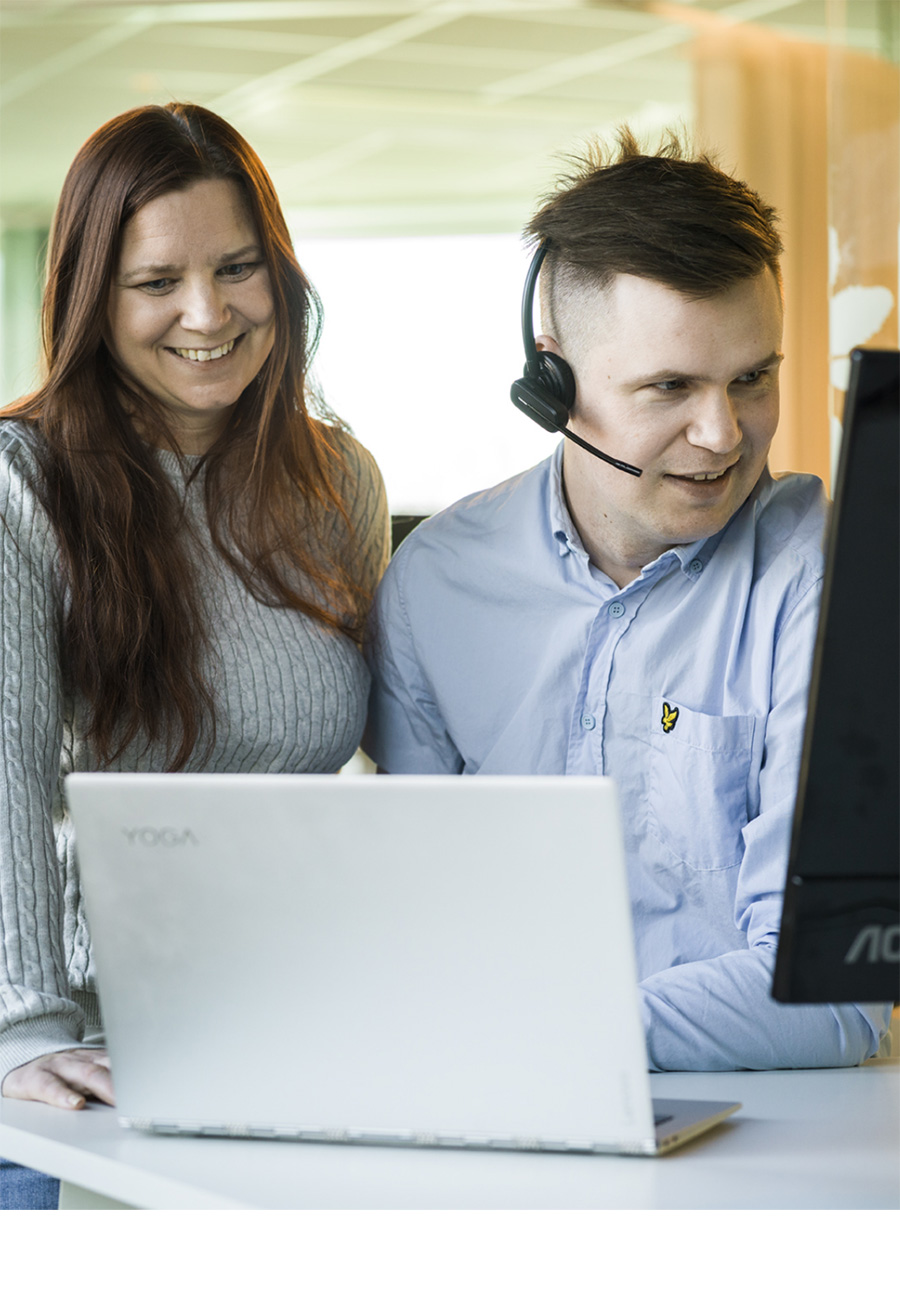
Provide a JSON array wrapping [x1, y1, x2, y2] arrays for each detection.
[[66, 775, 658, 1152]]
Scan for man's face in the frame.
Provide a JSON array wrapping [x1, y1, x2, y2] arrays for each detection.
[[553, 269, 784, 579]]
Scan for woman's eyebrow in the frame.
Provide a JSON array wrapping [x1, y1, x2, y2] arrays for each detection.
[[215, 243, 262, 265], [118, 245, 262, 283], [118, 262, 179, 283]]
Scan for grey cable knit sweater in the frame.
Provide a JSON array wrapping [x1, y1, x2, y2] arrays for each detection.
[[0, 419, 390, 1084]]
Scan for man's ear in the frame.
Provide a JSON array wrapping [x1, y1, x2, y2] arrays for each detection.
[[535, 334, 563, 357]]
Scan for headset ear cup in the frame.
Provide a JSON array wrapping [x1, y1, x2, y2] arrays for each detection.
[[538, 353, 576, 409], [510, 375, 570, 432], [510, 350, 578, 434]]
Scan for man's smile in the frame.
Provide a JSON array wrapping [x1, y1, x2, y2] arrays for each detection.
[[666, 459, 740, 484]]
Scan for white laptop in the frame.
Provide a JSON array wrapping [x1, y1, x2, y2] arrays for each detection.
[[65, 774, 739, 1156]]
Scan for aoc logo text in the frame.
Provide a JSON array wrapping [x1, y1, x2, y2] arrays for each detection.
[[843, 924, 900, 965], [122, 827, 199, 848]]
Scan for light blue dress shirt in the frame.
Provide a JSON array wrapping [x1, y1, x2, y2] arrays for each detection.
[[364, 445, 891, 1070]]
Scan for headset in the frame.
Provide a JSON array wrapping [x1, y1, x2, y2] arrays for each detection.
[[509, 242, 642, 477]]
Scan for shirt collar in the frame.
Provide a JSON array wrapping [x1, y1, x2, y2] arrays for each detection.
[[549, 442, 584, 559], [547, 442, 774, 579]]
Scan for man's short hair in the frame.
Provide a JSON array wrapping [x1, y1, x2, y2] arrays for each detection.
[[527, 127, 783, 358]]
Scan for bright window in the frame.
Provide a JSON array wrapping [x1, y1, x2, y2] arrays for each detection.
[[294, 232, 553, 517]]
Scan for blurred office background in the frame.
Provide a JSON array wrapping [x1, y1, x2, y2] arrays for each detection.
[[1, 0, 897, 515]]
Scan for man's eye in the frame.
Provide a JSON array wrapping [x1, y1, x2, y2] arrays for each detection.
[[736, 370, 764, 385], [655, 379, 685, 393]]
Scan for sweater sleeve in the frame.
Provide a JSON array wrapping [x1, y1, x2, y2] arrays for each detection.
[[334, 430, 391, 599], [0, 429, 89, 1085]]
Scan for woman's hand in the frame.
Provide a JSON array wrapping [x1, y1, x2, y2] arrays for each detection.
[[1, 1048, 115, 1109]]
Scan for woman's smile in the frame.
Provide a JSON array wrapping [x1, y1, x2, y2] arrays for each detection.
[[168, 337, 240, 363]]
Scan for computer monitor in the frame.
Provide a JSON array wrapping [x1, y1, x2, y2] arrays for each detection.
[[772, 347, 899, 1004]]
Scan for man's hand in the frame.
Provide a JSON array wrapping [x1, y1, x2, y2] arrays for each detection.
[[1, 1048, 115, 1109]]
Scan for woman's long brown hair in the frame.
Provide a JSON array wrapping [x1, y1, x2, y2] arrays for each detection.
[[2, 103, 366, 770]]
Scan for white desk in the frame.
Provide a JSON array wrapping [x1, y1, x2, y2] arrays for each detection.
[[2, 1059, 897, 1209]]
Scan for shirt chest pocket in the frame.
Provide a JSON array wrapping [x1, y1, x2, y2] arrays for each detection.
[[646, 700, 757, 872]]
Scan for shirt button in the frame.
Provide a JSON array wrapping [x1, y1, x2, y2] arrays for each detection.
[[581, 714, 596, 730], [608, 601, 625, 618], [689, 558, 703, 574]]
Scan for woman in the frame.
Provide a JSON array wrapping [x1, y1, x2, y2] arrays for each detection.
[[0, 103, 390, 1207]]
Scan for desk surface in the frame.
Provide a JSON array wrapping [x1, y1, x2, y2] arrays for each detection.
[[2, 1060, 897, 1209]]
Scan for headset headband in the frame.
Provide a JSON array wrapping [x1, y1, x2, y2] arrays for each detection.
[[512, 241, 643, 478]]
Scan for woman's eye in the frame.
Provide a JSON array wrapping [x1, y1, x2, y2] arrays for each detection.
[[218, 262, 255, 279], [655, 379, 685, 393], [140, 278, 173, 293]]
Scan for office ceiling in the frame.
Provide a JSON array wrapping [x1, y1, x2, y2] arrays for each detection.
[[0, 0, 892, 234]]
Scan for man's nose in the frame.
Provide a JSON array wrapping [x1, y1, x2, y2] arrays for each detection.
[[685, 390, 742, 454]]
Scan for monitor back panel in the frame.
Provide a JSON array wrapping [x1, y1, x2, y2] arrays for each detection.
[[773, 348, 900, 1002]]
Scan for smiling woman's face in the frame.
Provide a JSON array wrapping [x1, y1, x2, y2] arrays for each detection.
[[106, 178, 276, 454]]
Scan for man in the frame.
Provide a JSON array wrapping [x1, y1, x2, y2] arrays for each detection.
[[363, 130, 891, 1070]]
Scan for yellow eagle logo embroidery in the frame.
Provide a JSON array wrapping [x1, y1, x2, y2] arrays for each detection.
[[661, 701, 679, 733]]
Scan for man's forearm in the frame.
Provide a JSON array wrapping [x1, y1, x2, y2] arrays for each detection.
[[640, 947, 890, 1071]]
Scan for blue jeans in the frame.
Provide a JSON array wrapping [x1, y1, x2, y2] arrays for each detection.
[[0, 1157, 60, 1209]]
